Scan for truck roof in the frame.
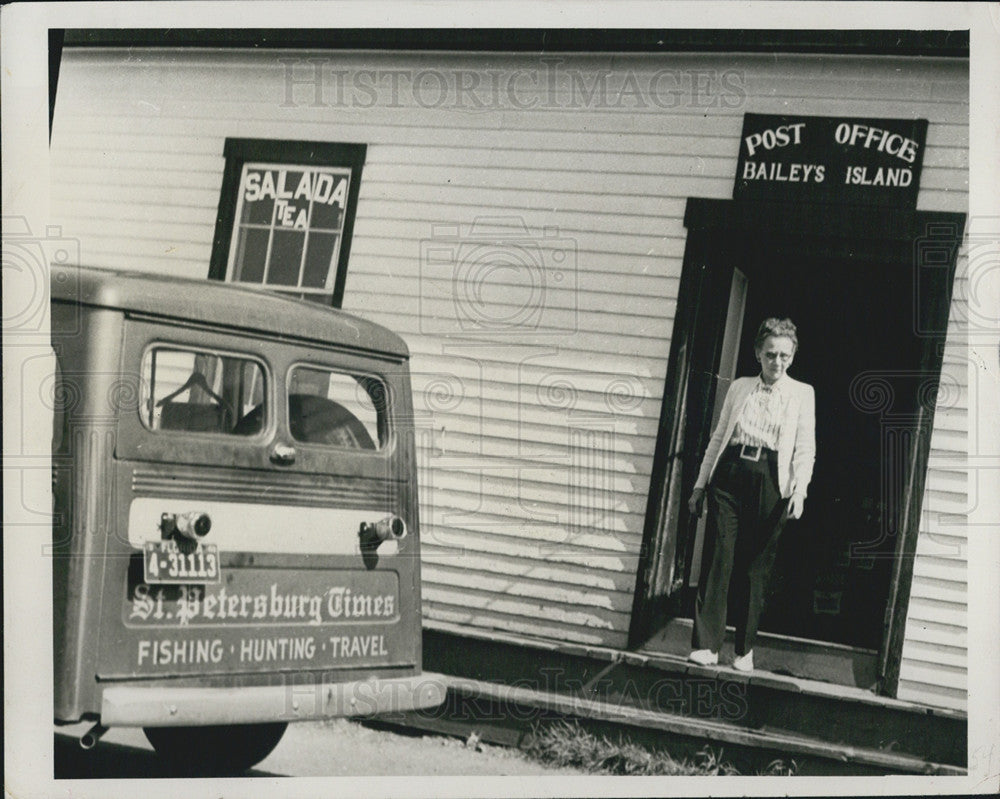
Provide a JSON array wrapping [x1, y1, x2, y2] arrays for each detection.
[[50, 265, 409, 359]]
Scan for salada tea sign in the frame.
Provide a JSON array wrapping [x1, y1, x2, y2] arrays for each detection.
[[226, 163, 352, 292], [734, 114, 928, 207]]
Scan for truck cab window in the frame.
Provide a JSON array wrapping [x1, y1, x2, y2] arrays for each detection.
[[287, 366, 385, 450], [141, 347, 266, 436]]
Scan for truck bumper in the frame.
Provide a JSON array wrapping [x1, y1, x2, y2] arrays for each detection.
[[100, 673, 446, 727]]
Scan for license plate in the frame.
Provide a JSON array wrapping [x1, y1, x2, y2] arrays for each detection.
[[143, 540, 220, 584]]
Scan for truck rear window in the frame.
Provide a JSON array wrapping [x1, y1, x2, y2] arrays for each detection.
[[287, 365, 386, 450], [141, 347, 267, 436]]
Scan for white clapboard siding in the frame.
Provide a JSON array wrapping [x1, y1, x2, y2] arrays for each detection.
[[897, 274, 970, 710], [51, 49, 969, 696]]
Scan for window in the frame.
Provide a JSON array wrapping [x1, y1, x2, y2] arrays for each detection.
[[209, 139, 366, 307], [287, 365, 387, 450], [141, 347, 267, 436]]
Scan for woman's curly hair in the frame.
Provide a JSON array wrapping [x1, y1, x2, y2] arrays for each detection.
[[754, 317, 798, 353]]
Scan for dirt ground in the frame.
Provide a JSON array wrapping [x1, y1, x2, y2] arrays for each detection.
[[261, 718, 587, 776], [56, 718, 588, 777]]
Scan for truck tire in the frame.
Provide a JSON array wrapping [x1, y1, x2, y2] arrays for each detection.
[[143, 722, 287, 775]]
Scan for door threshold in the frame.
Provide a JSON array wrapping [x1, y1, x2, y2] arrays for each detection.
[[636, 647, 940, 713], [641, 617, 879, 690]]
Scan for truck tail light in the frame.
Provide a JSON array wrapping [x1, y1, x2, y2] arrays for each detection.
[[364, 515, 407, 542], [160, 511, 212, 553], [358, 515, 406, 568]]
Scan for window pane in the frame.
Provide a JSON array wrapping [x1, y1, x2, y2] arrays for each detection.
[[310, 196, 346, 230], [280, 169, 305, 200], [302, 232, 339, 289], [288, 366, 384, 450], [241, 180, 275, 225], [233, 227, 270, 283], [267, 229, 304, 286], [141, 347, 266, 436]]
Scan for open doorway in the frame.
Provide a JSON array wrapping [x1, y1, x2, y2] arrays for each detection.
[[632, 198, 963, 689], [693, 247, 924, 651]]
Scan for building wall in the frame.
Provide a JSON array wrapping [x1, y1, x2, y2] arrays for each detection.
[[897, 302, 969, 711], [50, 48, 969, 707]]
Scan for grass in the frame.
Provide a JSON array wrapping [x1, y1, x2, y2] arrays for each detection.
[[523, 720, 798, 776]]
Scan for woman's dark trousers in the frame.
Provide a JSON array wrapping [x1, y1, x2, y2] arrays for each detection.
[[691, 448, 789, 657]]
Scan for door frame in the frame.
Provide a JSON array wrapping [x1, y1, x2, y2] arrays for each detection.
[[628, 197, 964, 695]]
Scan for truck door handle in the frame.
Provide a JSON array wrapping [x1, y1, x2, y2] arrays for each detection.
[[270, 443, 296, 465]]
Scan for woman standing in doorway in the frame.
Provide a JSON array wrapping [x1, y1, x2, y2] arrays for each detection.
[[687, 317, 816, 672]]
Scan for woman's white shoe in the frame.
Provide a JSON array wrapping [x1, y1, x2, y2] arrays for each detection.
[[732, 651, 754, 672], [688, 649, 719, 666]]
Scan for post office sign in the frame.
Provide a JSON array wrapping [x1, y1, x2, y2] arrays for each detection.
[[733, 113, 928, 207]]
